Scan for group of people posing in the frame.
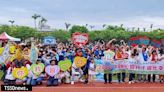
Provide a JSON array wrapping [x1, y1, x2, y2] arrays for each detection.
[[0, 39, 164, 86]]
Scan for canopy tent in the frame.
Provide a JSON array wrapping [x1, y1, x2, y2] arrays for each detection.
[[0, 32, 21, 41]]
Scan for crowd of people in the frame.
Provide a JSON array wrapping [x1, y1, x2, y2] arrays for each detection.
[[0, 39, 164, 86]]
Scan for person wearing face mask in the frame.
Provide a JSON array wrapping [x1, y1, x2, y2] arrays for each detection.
[[128, 53, 137, 84], [31, 60, 45, 86], [137, 47, 149, 82], [47, 59, 59, 86], [42, 53, 52, 66], [71, 49, 85, 85], [148, 50, 158, 83], [115, 46, 125, 83], [158, 48, 164, 83]]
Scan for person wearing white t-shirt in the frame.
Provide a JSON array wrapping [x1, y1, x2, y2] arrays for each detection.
[[88, 59, 96, 85]]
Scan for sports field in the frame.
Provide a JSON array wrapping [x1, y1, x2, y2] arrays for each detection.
[[26, 82, 164, 92]]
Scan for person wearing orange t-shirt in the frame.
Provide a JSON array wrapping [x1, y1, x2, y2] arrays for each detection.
[[114, 46, 125, 83]]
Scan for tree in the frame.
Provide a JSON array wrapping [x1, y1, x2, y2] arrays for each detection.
[[39, 17, 47, 30], [120, 24, 123, 28], [150, 24, 153, 31], [102, 24, 106, 28], [106, 25, 116, 30], [65, 22, 71, 30], [90, 25, 95, 30], [51, 29, 70, 42], [8, 20, 15, 26], [69, 25, 88, 34], [143, 28, 146, 32], [32, 14, 41, 29]]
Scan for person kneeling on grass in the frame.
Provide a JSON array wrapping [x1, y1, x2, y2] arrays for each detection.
[[47, 59, 59, 86]]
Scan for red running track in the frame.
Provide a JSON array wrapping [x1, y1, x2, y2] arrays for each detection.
[[1, 82, 164, 92], [26, 82, 164, 92]]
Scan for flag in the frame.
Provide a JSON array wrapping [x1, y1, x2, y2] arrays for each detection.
[[30, 43, 38, 63], [0, 42, 10, 64]]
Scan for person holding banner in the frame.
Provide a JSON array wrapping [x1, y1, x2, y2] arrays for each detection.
[[103, 39, 116, 84], [115, 46, 125, 83], [128, 53, 136, 84], [158, 49, 164, 83], [138, 47, 149, 82], [148, 50, 158, 82]]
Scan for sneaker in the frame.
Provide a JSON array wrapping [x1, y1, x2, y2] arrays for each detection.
[[71, 81, 74, 85], [128, 81, 132, 84]]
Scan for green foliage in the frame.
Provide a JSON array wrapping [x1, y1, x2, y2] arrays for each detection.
[[0, 25, 163, 42], [51, 29, 71, 42], [69, 25, 88, 34], [0, 25, 37, 40]]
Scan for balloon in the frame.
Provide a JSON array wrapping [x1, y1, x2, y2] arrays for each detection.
[[58, 59, 72, 71], [74, 56, 87, 68], [30, 63, 45, 76], [45, 65, 60, 77], [12, 67, 28, 79]]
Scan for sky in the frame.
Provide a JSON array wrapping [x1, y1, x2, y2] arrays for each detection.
[[0, 0, 164, 30]]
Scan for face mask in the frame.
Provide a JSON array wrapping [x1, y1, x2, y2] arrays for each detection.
[[47, 57, 51, 59]]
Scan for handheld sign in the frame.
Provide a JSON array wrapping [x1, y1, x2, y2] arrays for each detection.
[[72, 32, 88, 47], [58, 59, 72, 71], [31, 63, 45, 76], [12, 67, 28, 79], [43, 36, 56, 45], [45, 65, 60, 77], [74, 56, 87, 68]]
